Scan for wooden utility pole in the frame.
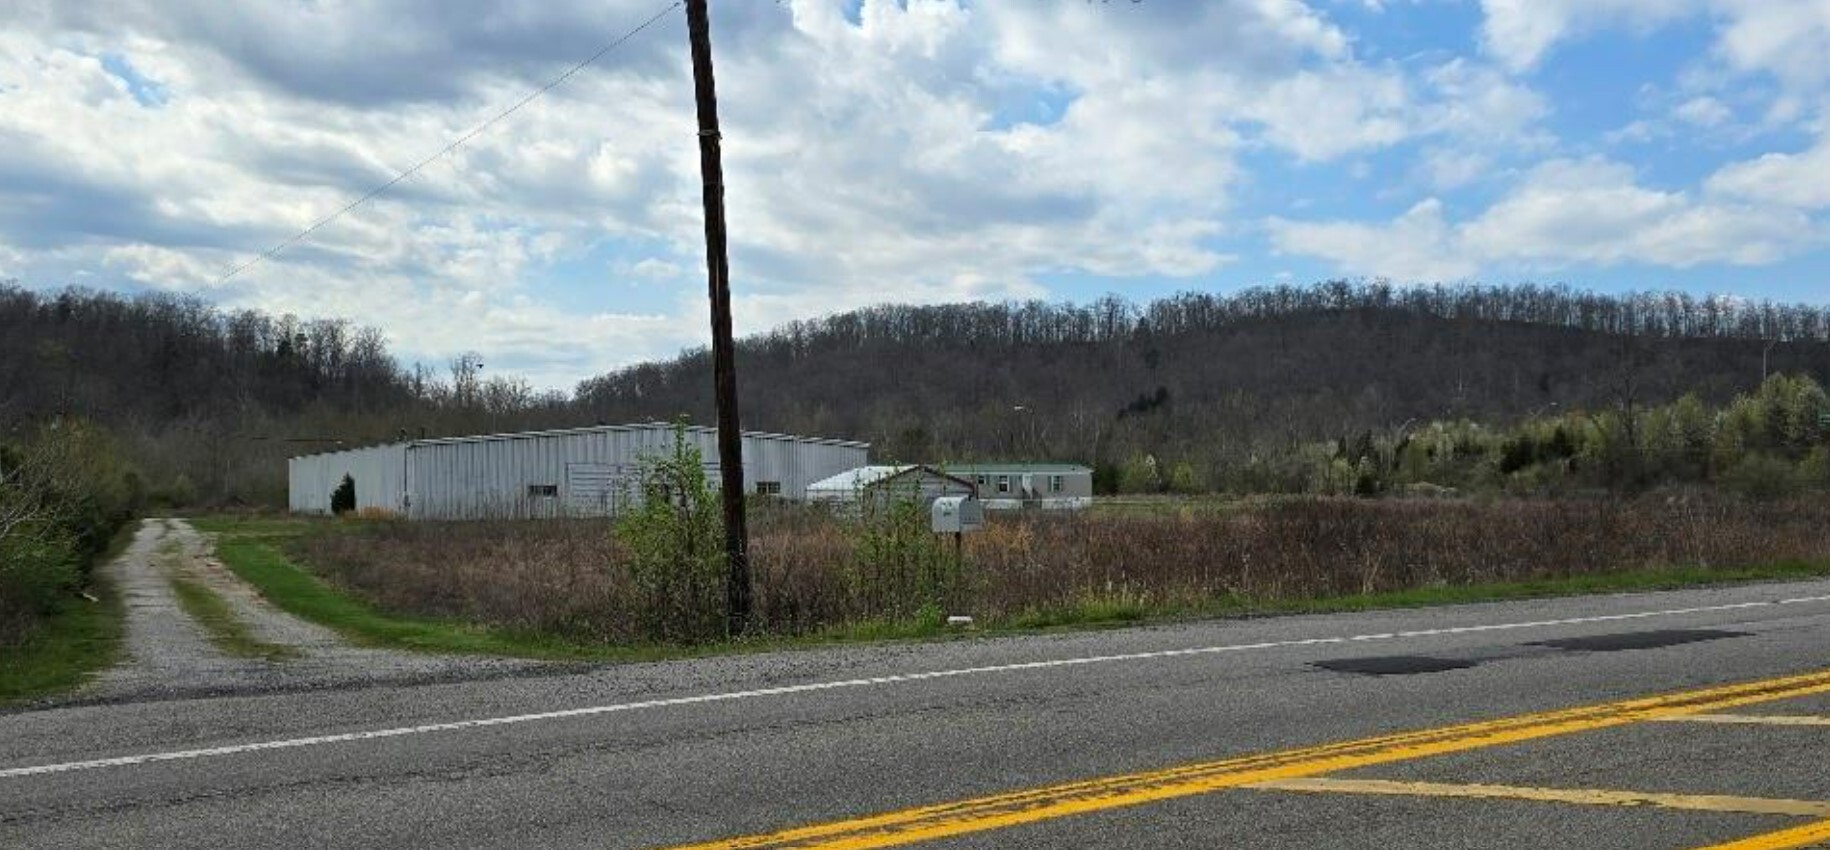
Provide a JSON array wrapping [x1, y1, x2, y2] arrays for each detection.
[[685, 0, 751, 635]]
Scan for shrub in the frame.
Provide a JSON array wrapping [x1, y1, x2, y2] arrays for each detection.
[[847, 478, 960, 620], [148, 474, 199, 509], [1721, 454, 1801, 501], [330, 475, 356, 515], [0, 418, 138, 643], [614, 423, 727, 643]]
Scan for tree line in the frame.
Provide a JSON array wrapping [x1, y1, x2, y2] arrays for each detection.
[[576, 282, 1830, 491], [0, 284, 576, 505], [5, 280, 1829, 504]]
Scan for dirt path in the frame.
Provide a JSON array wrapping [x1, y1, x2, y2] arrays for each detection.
[[90, 518, 538, 702]]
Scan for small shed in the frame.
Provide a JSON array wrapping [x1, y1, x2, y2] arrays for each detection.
[[805, 465, 977, 512]]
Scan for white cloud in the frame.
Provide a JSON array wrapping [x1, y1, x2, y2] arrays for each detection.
[[628, 257, 682, 280], [1461, 158, 1810, 267], [1478, 0, 1830, 119], [1273, 158, 1818, 279], [1248, 66, 1412, 161], [1714, 0, 1830, 92], [1419, 59, 1550, 142], [1707, 135, 1830, 209], [1416, 148, 1494, 191], [1269, 198, 1476, 281], [1674, 95, 1734, 127], [1479, 0, 1700, 73]]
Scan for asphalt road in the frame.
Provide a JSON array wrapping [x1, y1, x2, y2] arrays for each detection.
[[5, 579, 1830, 849]]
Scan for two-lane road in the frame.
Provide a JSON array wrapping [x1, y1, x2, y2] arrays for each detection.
[[6, 579, 1830, 849]]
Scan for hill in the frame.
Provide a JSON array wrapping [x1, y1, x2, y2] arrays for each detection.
[[575, 284, 1830, 488], [4, 280, 1828, 501]]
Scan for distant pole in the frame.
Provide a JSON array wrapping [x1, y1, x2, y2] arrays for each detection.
[[685, 0, 751, 635]]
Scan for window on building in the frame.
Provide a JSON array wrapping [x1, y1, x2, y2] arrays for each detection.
[[997, 475, 1011, 494], [527, 484, 558, 497], [1050, 475, 1064, 493], [755, 481, 782, 496], [976, 475, 988, 486]]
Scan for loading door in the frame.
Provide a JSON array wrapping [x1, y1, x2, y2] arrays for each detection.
[[565, 463, 630, 517]]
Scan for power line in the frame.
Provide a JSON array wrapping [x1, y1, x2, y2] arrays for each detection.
[[215, 0, 685, 286]]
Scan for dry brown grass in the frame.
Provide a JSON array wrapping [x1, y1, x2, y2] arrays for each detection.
[[290, 494, 1830, 643]]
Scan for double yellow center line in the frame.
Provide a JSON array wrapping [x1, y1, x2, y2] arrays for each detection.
[[662, 668, 1830, 850]]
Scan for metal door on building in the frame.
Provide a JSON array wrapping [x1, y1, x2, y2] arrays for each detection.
[[565, 463, 629, 517]]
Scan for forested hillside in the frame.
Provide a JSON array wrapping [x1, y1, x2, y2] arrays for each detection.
[[0, 285, 577, 504], [5, 280, 1829, 503], [576, 283, 1830, 488]]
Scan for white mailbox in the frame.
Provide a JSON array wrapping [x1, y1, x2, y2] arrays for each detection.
[[930, 495, 984, 534]]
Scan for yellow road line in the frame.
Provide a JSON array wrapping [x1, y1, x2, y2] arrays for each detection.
[[657, 668, 1830, 850], [1688, 819, 1830, 850], [1653, 714, 1830, 728], [1250, 777, 1830, 818]]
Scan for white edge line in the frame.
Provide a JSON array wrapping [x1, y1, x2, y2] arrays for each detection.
[[5, 593, 1829, 780]]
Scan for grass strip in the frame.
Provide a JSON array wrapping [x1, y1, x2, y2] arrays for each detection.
[[191, 515, 1830, 661], [163, 568, 301, 663], [0, 524, 134, 707]]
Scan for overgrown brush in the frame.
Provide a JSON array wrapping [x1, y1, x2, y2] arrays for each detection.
[[290, 493, 1830, 647], [0, 419, 138, 645], [614, 423, 726, 643]]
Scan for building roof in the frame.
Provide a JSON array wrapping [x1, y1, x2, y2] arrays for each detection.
[[290, 422, 869, 461], [941, 463, 1092, 474], [806, 465, 915, 493], [806, 464, 977, 495]]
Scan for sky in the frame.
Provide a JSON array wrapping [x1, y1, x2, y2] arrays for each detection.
[[3, 0, 1830, 390]]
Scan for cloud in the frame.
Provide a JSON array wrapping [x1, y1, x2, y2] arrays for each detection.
[[1713, 0, 1830, 92], [2, 0, 1826, 391], [1416, 148, 1495, 191], [1461, 158, 1811, 267], [14, 1, 1394, 386], [1478, 0, 1704, 73], [1272, 158, 1818, 278], [1674, 95, 1733, 127], [1269, 198, 1476, 281], [1707, 135, 1830, 210]]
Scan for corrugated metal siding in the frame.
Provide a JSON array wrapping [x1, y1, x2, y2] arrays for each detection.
[[287, 444, 407, 515], [314, 423, 872, 521]]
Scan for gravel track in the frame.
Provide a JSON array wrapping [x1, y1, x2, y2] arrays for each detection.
[[85, 518, 541, 704]]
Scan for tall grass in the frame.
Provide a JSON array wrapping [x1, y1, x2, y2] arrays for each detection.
[[290, 494, 1830, 645]]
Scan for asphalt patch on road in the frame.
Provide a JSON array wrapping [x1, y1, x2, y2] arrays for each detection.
[[1530, 629, 1752, 653], [1314, 629, 1754, 676], [1313, 656, 1481, 676]]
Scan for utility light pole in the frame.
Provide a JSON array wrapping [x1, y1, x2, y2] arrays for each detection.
[[684, 0, 751, 636]]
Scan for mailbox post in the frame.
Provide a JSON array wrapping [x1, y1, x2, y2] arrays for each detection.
[[931, 494, 984, 560]]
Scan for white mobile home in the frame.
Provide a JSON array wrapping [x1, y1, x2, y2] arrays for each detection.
[[288, 423, 869, 520], [943, 463, 1094, 510]]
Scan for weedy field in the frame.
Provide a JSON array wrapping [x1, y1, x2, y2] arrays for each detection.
[[249, 493, 1830, 650]]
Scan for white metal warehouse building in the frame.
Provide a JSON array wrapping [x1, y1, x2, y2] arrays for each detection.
[[288, 423, 870, 520]]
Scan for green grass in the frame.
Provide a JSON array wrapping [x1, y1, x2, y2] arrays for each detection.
[[162, 554, 301, 663], [0, 524, 133, 707], [189, 514, 1830, 662]]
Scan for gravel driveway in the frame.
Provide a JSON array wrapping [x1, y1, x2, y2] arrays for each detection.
[[86, 518, 540, 703]]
